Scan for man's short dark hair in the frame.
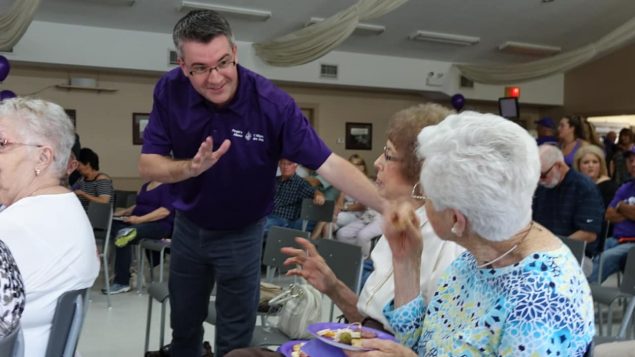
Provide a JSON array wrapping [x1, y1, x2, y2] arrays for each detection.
[[78, 147, 99, 170], [172, 10, 234, 58]]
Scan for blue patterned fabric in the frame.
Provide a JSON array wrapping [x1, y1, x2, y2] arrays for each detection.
[[384, 245, 594, 356]]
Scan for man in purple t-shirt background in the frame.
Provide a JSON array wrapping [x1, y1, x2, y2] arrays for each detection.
[[138, 10, 384, 357]]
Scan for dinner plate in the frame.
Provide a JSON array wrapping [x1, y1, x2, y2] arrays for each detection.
[[277, 340, 309, 357], [306, 322, 395, 351]]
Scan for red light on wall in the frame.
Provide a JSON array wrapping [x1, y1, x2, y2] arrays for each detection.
[[505, 86, 520, 97]]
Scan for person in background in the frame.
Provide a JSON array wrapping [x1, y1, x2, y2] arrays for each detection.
[[347, 111, 594, 356], [334, 154, 382, 257], [73, 147, 113, 210], [0, 98, 99, 356], [226, 103, 464, 357], [138, 10, 383, 356], [0, 239, 25, 339], [264, 159, 325, 232], [581, 117, 603, 148], [103, 180, 175, 294], [533, 144, 604, 244], [603, 130, 617, 163], [559, 115, 588, 167], [610, 128, 634, 186], [573, 145, 618, 258], [588, 146, 635, 284], [67, 133, 81, 187], [534, 116, 558, 145]]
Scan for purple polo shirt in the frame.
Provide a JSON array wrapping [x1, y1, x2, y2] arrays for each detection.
[[132, 182, 175, 234], [609, 180, 635, 238], [142, 65, 331, 230]]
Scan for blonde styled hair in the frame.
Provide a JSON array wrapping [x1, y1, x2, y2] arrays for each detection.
[[573, 145, 608, 179]]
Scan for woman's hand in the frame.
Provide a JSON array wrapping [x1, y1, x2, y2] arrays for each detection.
[[344, 339, 418, 357], [282, 237, 339, 294], [383, 201, 423, 262]]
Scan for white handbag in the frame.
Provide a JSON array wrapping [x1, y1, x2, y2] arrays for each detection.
[[269, 281, 322, 339]]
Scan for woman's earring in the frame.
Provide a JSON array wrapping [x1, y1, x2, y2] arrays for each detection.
[[451, 225, 459, 235], [35, 168, 41, 176]]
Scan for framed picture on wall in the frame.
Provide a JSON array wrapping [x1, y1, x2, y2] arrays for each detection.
[[345, 122, 372, 150], [64, 109, 76, 128], [132, 113, 150, 145]]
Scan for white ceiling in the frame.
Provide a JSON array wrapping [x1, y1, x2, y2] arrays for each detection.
[[29, 0, 635, 65]]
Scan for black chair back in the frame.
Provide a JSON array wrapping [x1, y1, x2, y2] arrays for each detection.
[[263, 227, 309, 275], [316, 239, 363, 294]]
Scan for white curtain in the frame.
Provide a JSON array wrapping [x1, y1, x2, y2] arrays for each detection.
[[0, 0, 41, 52], [253, 0, 408, 67], [457, 16, 635, 84]]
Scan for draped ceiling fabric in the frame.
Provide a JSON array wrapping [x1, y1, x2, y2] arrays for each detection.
[[0, 0, 41, 52], [457, 15, 635, 85], [253, 0, 408, 67]]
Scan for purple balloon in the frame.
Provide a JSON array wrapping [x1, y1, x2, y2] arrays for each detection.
[[0, 55, 9, 82], [0, 90, 16, 101], [451, 93, 465, 111]]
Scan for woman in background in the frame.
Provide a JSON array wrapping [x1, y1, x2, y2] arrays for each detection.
[[0, 97, 99, 356], [559, 115, 588, 167], [574, 145, 618, 258], [73, 147, 113, 210], [610, 128, 634, 186]]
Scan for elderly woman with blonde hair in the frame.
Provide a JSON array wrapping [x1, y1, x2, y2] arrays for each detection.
[[0, 98, 99, 356], [348, 112, 595, 356]]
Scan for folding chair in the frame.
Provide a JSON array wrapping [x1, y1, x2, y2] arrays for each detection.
[[0, 326, 24, 357], [560, 236, 586, 266], [137, 238, 171, 293], [249, 227, 309, 348], [142, 239, 171, 355], [300, 198, 335, 238], [44, 289, 88, 357], [316, 239, 363, 321], [591, 247, 635, 337], [86, 201, 114, 308], [114, 190, 137, 209]]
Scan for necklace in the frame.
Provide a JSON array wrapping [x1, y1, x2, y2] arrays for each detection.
[[477, 222, 534, 269]]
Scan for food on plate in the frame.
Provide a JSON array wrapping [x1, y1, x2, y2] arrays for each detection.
[[290, 342, 308, 357], [316, 323, 377, 347]]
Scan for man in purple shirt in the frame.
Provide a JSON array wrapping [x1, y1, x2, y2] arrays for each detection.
[[139, 10, 383, 357]]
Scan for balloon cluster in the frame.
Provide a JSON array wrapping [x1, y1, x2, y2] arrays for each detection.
[[450, 93, 465, 111], [0, 55, 16, 101]]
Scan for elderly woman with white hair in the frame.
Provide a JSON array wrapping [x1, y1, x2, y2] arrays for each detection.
[[0, 97, 99, 356], [348, 112, 594, 356]]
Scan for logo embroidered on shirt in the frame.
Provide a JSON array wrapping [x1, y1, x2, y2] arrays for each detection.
[[586, 219, 593, 223], [232, 128, 264, 142]]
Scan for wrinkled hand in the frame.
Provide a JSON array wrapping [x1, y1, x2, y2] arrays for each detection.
[[313, 192, 325, 205], [344, 339, 418, 357], [124, 215, 142, 224], [282, 237, 338, 294], [188, 137, 231, 177], [383, 201, 423, 262]]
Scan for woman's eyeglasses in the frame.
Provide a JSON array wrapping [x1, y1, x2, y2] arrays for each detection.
[[383, 146, 402, 162], [0, 138, 42, 152]]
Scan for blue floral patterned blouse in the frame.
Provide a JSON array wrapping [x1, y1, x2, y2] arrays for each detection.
[[384, 245, 594, 356]]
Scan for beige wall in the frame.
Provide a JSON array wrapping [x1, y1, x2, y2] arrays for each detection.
[[3, 64, 552, 189], [565, 43, 635, 116]]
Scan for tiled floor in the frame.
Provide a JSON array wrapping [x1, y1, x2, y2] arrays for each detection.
[[77, 269, 339, 356]]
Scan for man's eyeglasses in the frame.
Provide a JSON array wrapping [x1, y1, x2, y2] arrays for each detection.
[[0, 138, 42, 152], [383, 146, 402, 162], [540, 164, 556, 179], [188, 57, 236, 77]]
